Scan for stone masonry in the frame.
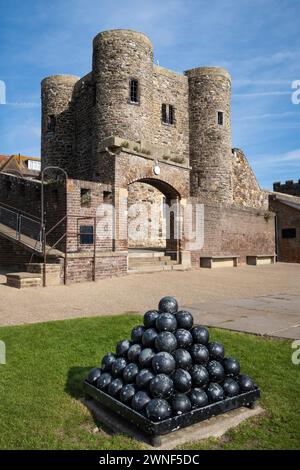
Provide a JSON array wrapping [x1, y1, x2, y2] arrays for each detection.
[[0, 29, 276, 284]]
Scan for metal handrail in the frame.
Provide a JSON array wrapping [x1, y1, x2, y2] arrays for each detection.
[[0, 201, 41, 222]]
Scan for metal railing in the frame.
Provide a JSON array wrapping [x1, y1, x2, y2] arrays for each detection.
[[0, 202, 43, 252]]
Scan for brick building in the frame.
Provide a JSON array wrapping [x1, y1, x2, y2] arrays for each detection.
[[0, 29, 276, 286], [269, 193, 300, 264]]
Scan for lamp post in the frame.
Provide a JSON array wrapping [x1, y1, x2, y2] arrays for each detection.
[[41, 166, 68, 287]]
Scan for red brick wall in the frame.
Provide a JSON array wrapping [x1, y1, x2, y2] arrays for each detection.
[[191, 203, 275, 266], [269, 198, 300, 263], [66, 253, 127, 283]]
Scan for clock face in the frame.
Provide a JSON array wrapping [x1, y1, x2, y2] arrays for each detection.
[[154, 165, 161, 175]]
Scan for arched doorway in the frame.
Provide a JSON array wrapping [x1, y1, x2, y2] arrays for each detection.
[[127, 178, 181, 271]]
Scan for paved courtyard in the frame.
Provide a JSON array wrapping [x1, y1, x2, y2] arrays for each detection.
[[0, 263, 299, 339]]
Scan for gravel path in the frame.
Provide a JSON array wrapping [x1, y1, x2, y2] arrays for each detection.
[[0, 263, 299, 338]]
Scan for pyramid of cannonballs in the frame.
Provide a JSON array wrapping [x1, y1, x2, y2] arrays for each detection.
[[86, 297, 256, 422]]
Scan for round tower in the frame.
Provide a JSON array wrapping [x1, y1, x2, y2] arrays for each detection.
[[185, 67, 233, 204], [41, 75, 79, 171], [92, 29, 153, 150]]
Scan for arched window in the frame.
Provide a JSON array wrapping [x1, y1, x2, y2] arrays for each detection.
[[129, 79, 139, 103]]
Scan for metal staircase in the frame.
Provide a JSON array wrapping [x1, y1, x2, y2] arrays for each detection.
[[0, 202, 43, 252]]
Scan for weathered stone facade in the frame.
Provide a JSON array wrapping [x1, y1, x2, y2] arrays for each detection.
[[0, 28, 277, 285], [232, 149, 269, 209]]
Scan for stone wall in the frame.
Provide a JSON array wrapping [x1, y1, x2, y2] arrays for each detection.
[[128, 181, 166, 248], [273, 180, 300, 197], [186, 67, 233, 204], [152, 66, 189, 162], [232, 149, 269, 209], [191, 203, 275, 265]]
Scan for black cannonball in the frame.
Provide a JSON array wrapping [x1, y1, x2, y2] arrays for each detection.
[[172, 368, 192, 393], [107, 378, 123, 397], [206, 383, 224, 403], [146, 398, 172, 422], [190, 344, 209, 365], [149, 374, 174, 399], [120, 384, 136, 404], [208, 342, 225, 361], [142, 328, 158, 347], [171, 393, 192, 415], [155, 331, 177, 353], [191, 326, 209, 345], [131, 391, 151, 413], [131, 325, 145, 344], [172, 349, 192, 370], [175, 329, 193, 349], [207, 360, 225, 383], [101, 353, 116, 372], [144, 310, 159, 328], [87, 367, 102, 385], [175, 311, 194, 330], [123, 363, 139, 384], [190, 388, 209, 408], [135, 368, 155, 390], [96, 372, 112, 391], [111, 357, 127, 378], [127, 344, 142, 362], [238, 374, 255, 392], [138, 348, 155, 368], [190, 364, 209, 388], [158, 296, 178, 314], [223, 378, 240, 397], [116, 339, 131, 357], [156, 313, 177, 332], [172, 369, 192, 393], [152, 352, 176, 375], [223, 357, 240, 377]]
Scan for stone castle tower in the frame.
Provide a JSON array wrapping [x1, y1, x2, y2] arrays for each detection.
[[41, 29, 233, 205]]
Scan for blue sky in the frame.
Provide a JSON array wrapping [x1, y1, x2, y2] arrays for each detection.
[[0, 0, 299, 189]]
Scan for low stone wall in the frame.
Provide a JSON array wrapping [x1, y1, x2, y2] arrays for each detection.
[[191, 203, 275, 266], [66, 252, 127, 283]]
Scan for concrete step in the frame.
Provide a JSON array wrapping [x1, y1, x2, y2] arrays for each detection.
[[6, 272, 42, 289]]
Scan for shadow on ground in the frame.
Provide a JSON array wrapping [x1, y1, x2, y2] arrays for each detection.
[[65, 366, 117, 437]]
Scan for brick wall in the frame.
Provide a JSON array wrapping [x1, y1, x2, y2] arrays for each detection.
[[191, 203, 275, 266], [269, 196, 300, 263], [66, 252, 127, 283]]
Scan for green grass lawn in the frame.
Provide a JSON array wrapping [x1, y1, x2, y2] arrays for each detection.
[[0, 315, 299, 450]]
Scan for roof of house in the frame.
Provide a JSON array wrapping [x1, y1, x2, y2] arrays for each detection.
[[270, 192, 300, 211], [0, 154, 41, 177]]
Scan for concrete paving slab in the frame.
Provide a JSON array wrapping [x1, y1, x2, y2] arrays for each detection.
[[82, 397, 264, 449]]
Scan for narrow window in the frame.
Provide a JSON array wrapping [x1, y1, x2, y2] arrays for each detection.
[[80, 188, 91, 208], [47, 115, 56, 132], [162, 104, 175, 125], [103, 191, 113, 204], [217, 111, 224, 126], [130, 79, 139, 103], [80, 225, 94, 245], [282, 228, 296, 239]]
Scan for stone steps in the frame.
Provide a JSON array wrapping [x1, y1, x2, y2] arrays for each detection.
[[5, 263, 62, 288], [6, 272, 42, 289]]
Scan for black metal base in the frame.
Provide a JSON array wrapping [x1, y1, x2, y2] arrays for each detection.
[[84, 381, 260, 437]]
